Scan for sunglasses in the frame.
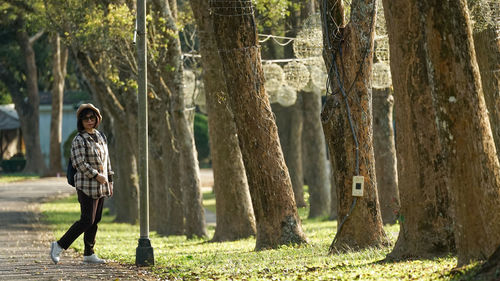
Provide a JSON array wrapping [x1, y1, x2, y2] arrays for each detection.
[[82, 116, 96, 122]]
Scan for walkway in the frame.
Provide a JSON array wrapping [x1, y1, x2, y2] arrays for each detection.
[[0, 177, 153, 280]]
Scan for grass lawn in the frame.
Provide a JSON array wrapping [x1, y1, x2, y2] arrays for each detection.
[[0, 173, 39, 183], [41, 194, 481, 280]]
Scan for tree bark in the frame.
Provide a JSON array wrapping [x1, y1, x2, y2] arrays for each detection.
[[417, 0, 500, 265], [190, 0, 256, 242], [471, 20, 500, 160], [150, 0, 207, 238], [301, 90, 330, 218], [382, 0, 455, 260], [13, 27, 46, 174], [48, 32, 68, 176], [372, 88, 399, 224], [272, 101, 306, 208], [321, 0, 387, 251], [212, 0, 308, 250]]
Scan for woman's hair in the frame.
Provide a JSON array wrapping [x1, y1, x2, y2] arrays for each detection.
[[77, 108, 97, 131]]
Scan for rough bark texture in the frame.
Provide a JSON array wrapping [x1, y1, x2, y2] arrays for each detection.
[[301, 90, 330, 218], [272, 101, 306, 208], [212, 0, 308, 250], [190, 0, 256, 242], [48, 33, 68, 176], [321, 0, 387, 251], [382, 0, 455, 259], [372, 88, 399, 224], [418, 0, 500, 265], [472, 25, 500, 160]]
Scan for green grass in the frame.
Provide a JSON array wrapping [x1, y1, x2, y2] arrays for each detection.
[[0, 173, 39, 183], [41, 194, 479, 280]]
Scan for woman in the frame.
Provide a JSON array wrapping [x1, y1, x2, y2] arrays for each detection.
[[50, 103, 114, 264]]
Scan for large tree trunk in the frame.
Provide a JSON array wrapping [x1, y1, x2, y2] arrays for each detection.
[[418, 0, 500, 265], [150, 0, 206, 238], [272, 101, 306, 208], [190, 0, 256, 242], [382, 0, 455, 260], [302, 90, 330, 218], [212, 0, 308, 250], [321, 0, 387, 252], [14, 28, 46, 174], [48, 33, 68, 176], [372, 88, 399, 224]]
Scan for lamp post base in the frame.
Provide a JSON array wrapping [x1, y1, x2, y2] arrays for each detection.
[[136, 238, 154, 266]]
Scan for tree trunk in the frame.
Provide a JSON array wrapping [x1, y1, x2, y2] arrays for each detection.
[[301, 90, 330, 218], [321, 0, 387, 251], [471, 19, 500, 160], [474, 245, 500, 281], [48, 32, 68, 176], [190, 0, 256, 242], [418, 0, 500, 265], [372, 88, 399, 224], [212, 0, 308, 250], [382, 0, 455, 260], [15, 28, 46, 174], [272, 101, 306, 208]]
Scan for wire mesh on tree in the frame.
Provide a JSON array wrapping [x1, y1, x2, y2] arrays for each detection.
[[209, 0, 254, 16], [284, 61, 310, 91], [263, 63, 285, 93], [276, 85, 298, 107]]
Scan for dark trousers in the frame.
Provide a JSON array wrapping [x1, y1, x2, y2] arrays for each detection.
[[58, 190, 105, 256]]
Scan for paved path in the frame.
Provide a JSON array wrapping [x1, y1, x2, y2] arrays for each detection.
[[0, 177, 157, 281]]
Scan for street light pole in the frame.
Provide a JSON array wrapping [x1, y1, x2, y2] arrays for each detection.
[[135, 0, 154, 266]]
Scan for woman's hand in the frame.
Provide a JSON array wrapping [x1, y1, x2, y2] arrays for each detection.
[[109, 182, 113, 197], [96, 174, 108, 185]]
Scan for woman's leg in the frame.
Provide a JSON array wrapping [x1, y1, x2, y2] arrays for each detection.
[[57, 190, 96, 250], [83, 196, 105, 256]]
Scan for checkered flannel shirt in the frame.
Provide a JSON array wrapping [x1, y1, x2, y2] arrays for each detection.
[[71, 131, 114, 199]]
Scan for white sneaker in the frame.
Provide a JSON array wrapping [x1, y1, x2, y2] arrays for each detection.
[[50, 241, 63, 264], [83, 254, 106, 264]]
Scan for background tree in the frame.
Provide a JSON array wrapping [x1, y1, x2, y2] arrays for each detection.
[[190, 0, 256, 241], [416, 0, 500, 265], [468, 0, 500, 159], [320, 0, 387, 251], [212, 0, 308, 250], [0, 1, 46, 174], [372, 88, 399, 224], [48, 32, 68, 176], [381, 0, 455, 259]]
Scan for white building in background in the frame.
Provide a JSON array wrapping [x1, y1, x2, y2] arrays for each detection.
[[39, 104, 77, 167]]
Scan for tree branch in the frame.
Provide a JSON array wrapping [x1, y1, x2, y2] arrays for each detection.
[[29, 30, 45, 45]]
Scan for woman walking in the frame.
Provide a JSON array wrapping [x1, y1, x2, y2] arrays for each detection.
[[50, 103, 114, 264]]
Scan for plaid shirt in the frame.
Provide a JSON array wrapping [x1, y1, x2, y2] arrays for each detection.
[[71, 131, 114, 199]]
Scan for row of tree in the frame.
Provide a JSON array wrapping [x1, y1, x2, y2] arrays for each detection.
[[320, 0, 500, 274], [1, 0, 499, 275]]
